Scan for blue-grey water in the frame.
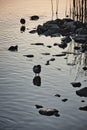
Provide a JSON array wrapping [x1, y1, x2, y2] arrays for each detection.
[[0, 0, 87, 130]]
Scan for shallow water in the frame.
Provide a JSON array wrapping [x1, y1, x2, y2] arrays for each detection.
[[0, 0, 87, 130]]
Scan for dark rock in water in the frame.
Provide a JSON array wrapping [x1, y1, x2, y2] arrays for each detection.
[[52, 53, 66, 57], [58, 43, 67, 49], [49, 58, 55, 61], [31, 43, 44, 46], [37, 25, 47, 35], [76, 87, 87, 97], [8, 45, 18, 51], [55, 94, 61, 97], [47, 45, 52, 48], [35, 104, 43, 109], [82, 67, 87, 71], [79, 105, 87, 111], [53, 43, 58, 46], [33, 76, 41, 86], [74, 46, 80, 50], [23, 55, 34, 58], [81, 100, 85, 102], [73, 35, 87, 44], [45, 60, 50, 65], [62, 98, 68, 102], [61, 36, 72, 44], [30, 15, 39, 20], [29, 30, 37, 34], [39, 108, 60, 117], [20, 18, 26, 24], [41, 53, 50, 55], [20, 26, 26, 32], [71, 82, 81, 88], [33, 65, 41, 76]]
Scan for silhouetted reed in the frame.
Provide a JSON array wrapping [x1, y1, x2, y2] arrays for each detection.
[[72, 0, 87, 22]]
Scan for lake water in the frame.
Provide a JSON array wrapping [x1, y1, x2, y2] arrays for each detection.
[[0, 0, 87, 130]]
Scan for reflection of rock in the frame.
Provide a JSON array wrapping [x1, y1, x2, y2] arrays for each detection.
[[39, 108, 60, 117], [76, 87, 87, 97], [20, 26, 26, 32], [71, 82, 81, 87], [33, 76, 41, 86], [8, 45, 18, 51]]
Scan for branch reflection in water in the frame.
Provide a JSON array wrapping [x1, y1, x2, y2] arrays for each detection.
[[64, 41, 87, 81]]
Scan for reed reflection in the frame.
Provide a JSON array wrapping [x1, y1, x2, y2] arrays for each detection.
[[65, 41, 87, 80]]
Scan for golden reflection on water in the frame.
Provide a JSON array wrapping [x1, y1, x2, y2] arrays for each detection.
[[0, 0, 67, 18]]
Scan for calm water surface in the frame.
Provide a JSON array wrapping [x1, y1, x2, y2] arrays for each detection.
[[0, 0, 87, 130]]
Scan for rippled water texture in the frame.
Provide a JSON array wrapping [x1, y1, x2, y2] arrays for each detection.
[[0, 0, 87, 130]]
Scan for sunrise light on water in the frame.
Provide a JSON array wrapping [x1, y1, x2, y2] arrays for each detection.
[[0, 0, 87, 130]]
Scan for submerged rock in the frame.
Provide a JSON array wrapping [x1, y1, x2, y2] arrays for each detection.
[[39, 108, 60, 117], [8, 45, 18, 51], [76, 87, 87, 97], [71, 82, 81, 87]]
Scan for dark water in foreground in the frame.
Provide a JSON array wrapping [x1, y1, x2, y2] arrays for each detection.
[[0, 0, 87, 130]]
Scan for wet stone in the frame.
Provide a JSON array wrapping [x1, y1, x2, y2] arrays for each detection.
[[81, 100, 85, 102], [23, 55, 34, 58], [52, 53, 66, 57], [62, 98, 68, 102], [35, 104, 43, 109], [39, 108, 60, 117], [47, 45, 52, 48], [79, 105, 87, 111], [8, 45, 18, 51], [82, 67, 87, 71], [55, 94, 61, 97], [20, 18, 26, 24], [31, 43, 44, 46], [30, 15, 39, 20], [76, 87, 87, 97], [45, 60, 50, 65], [49, 58, 55, 61], [41, 53, 50, 55], [71, 82, 81, 88]]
